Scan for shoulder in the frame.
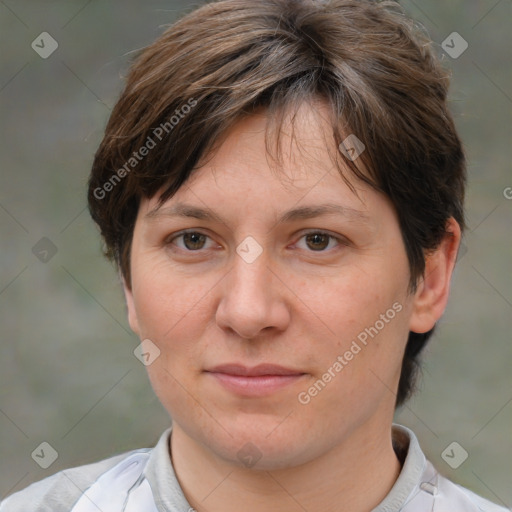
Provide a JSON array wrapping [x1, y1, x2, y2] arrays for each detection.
[[0, 449, 150, 512], [389, 425, 509, 512], [435, 473, 509, 512]]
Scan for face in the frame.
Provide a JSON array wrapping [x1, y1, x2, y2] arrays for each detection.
[[124, 101, 433, 470]]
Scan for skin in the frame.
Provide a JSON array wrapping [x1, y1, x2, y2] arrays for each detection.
[[123, 100, 460, 512]]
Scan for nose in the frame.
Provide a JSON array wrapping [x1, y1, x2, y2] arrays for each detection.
[[215, 249, 291, 340]]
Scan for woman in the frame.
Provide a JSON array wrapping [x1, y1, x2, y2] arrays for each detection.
[[2, 0, 507, 510]]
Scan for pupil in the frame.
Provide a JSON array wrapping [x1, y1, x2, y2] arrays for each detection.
[[307, 233, 328, 251], [184, 233, 205, 250]]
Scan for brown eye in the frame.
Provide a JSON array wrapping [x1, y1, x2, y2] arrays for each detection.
[[181, 232, 207, 250], [304, 233, 332, 251], [168, 231, 213, 252]]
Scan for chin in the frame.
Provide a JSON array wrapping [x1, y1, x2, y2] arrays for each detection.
[[203, 419, 322, 471]]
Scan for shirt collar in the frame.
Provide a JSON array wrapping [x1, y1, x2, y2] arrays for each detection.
[[371, 424, 427, 511], [144, 424, 427, 512], [143, 427, 191, 511]]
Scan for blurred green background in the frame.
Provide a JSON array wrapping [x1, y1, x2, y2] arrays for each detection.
[[0, 0, 510, 506]]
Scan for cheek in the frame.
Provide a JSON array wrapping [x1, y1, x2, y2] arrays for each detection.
[[298, 263, 407, 340], [297, 266, 411, 395], [129, 264, 219, 411], [133, 270, 213, 418], [131, 257, 211, 340], [297, 309, 409, 433]]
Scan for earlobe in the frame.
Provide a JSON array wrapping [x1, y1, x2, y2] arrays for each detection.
[[409, 218, 462, 334], [122, 276, 140, 336]]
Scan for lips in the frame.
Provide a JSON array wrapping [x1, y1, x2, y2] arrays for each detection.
[[207, 363, 304, 377], [205, 364, 306, 396]]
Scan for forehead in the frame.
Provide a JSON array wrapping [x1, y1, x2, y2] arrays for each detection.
[[142, 100, 377, 219]]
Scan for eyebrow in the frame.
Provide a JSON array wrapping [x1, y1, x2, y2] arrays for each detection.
[[145, 202, 371, 226]]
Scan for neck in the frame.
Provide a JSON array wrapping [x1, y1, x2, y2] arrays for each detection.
[[170, 419, 402, 512]]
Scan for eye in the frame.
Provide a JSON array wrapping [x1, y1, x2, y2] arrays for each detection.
[[167, 230, 217, 252], [295, 231, 344, 252], [166, 230, 345, 254]]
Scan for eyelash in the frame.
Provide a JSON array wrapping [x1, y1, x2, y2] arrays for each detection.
[[166, 229, 346, 254]]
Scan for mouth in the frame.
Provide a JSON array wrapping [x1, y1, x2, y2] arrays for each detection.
[[204, 364, 307, 397]]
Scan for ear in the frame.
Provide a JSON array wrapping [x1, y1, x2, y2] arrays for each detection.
[[122, 276, 141, 336], [409, 217, 462, 334]]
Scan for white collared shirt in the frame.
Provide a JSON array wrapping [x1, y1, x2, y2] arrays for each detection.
[[1, 425, 508, 511]]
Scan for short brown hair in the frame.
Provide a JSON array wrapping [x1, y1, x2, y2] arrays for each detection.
[[88, 0, 466, 406]]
